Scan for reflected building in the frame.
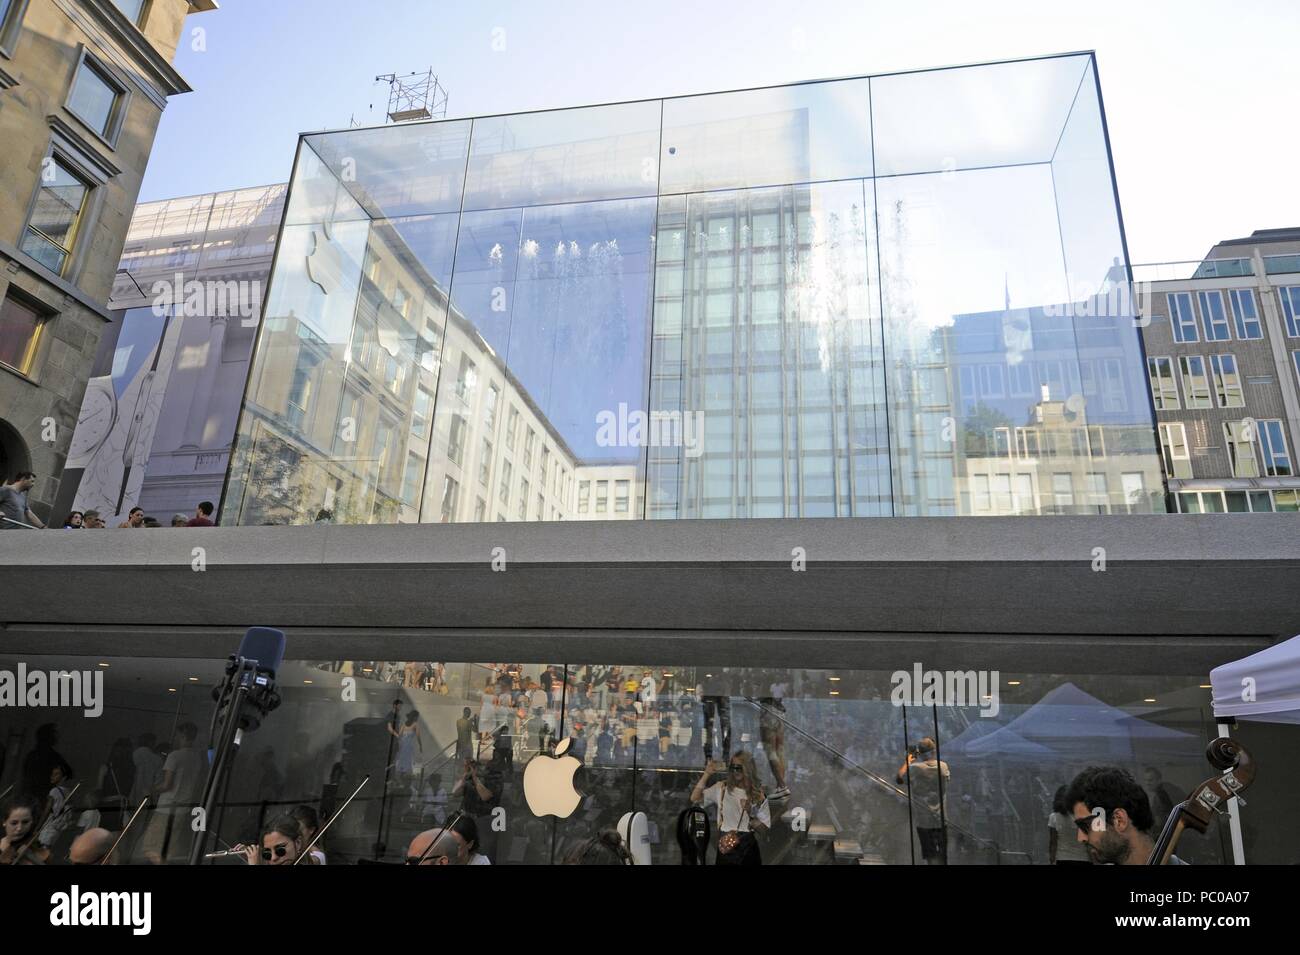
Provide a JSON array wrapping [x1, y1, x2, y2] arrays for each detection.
[[54, 185, 286, 523], [221, 53, 1166, 524], [1134, 229, 1300, 514]]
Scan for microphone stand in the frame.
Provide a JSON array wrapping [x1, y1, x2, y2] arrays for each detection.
[[189, 657, 262, 866]]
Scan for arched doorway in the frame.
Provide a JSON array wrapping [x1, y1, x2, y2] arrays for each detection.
[[0, 418, 31, 482]]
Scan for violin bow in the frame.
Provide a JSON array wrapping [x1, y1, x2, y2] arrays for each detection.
[[293, 775, 370, 865], [100, 797, 151, 865]]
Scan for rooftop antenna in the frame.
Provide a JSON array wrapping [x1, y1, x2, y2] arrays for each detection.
[[373, 68, 448, 124]]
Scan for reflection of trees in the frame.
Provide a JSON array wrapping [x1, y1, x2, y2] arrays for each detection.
[[232, 430, 310, 525], [962, 403, 1014, 457]]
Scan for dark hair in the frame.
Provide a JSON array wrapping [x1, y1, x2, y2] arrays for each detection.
[[176, 722, 198, 743], [291, 804, 320, 834], [262, 814, 302, 843], [449, 812, 479, 853], [1065, 766, 1154, 833], [143, 516, 161, 527], [561, 829, 631, 865], [463, 707, 471, 718], [63, 511, 83, 527], [129, 507, 144, 517], [11, 471, 35, 482], [1052, 784, 1070, 816], [197, 501, 214, 516], [1, 794, 40, 822]]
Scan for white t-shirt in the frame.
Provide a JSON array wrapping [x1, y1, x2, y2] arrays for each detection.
[[157, 746, 203, 812], [639, 677, 657, 703], [469, 852, 491, 865], [703, 782, 770, 833], [1048, 812, 1091, 862]]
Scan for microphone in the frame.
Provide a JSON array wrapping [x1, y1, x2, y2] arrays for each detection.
[[212, 626, 286, 732]]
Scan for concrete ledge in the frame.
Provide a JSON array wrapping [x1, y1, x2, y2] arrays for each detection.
[[1, 516, 1296, 669]]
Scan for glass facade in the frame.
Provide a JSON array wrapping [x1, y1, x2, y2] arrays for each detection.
[[222, 53, 1166, 525], [1, 651, 1268, 865]]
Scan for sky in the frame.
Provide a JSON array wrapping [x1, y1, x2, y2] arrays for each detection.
[[141, 0, 1300, 265]]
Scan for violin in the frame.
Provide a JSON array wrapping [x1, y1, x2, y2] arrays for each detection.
[[0, 829, 51, 865], [1147, 738, 1254, 864]]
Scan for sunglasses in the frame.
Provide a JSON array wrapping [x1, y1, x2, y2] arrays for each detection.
[[1074, 814, 1104, 835], [729, 764, 744, 772], [261, 842, 291, 861]]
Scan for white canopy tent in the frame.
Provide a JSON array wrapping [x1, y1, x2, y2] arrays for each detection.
[[1204, 634, 1300, 864], [1211, 634, 1300, 725]]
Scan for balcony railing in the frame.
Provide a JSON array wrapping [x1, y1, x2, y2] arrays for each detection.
[[1130, 258, 1254, 283], [1263, 254, 1300, 276]]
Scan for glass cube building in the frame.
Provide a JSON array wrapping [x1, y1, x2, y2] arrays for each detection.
[[221, 52, 1165, 526]]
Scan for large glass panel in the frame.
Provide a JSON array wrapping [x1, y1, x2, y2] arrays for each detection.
[[649, 180, 888, 518], [659, 79, 873, 194], [0, 652, 1250, 865], [462, 101, 661, 212], [224, 53, 1167, 523]]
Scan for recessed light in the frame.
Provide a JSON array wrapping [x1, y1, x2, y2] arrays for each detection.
[[1199, 684, 1212, 689], [303, 679, 313, 684], [188, 677, 199, 682], [829, 690, 840, 696], [167, 688, 177, 693], [97, 662, 110, 668], [1144, 698, 1156, 703], [829, 676, 841, 682], [1007, 681, 1021, 686]]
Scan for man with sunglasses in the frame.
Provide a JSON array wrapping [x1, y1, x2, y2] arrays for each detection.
[[1066, 766, 1186, 865], [406, 822, 467, 865]]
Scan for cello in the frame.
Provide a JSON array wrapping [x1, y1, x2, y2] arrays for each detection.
[[1147, 738, 1253, 864]]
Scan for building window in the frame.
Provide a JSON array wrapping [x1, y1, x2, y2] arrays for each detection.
[[1085, 473, 1109, 514], [615, 479, 630, 513], [447, 415, 466, 467], [401, 453, 422, 505], [1280, 287, 1300, 337], [1292, 350, 1300, 385], [1146, 357, 1179, 410], [1121, 473, 1145, 514], [477, 438, 492, 487], [1178, 355, 1212, 409], [518, 478, 529, 520], [1257, 419, 1292, 476], [523, 428, 536, 468], [1210, 354, 1244, 408], [1196, 290, 1231, 342], [20, 156, 90, 275], [498, 460, 512, 506], [483, 383, 499, 431], [0, 292, 45, 376], [1228, 289, 1262, 340], [1167, 292, 1198, 343], [577, 480, 590, 514], [473, 497, 486, 522], [0, 0, 30, 58], [1158, 422, 1192, 479], [537, 492, 544, 520], [505, 406, 518, 450], [1051, 473, 1073, 511], [440, 476, 459, 523], [455, 354, 476, 401], [411, 387, 432, 440], [1224, 421, 1259, 478], [285, 355, 318, 431], [111, 0, 149, 26], [67, 50, 128, 145], [595, 480, 608, 514]]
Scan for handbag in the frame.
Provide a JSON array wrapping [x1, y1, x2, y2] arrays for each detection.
[[717, 786, 749, 855]]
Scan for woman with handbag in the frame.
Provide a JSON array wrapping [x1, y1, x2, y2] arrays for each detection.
[[690, 751, 770, 865]]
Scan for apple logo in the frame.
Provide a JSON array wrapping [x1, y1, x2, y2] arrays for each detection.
[[304, 226, 343, 296], [523, 737, 582, 819]]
